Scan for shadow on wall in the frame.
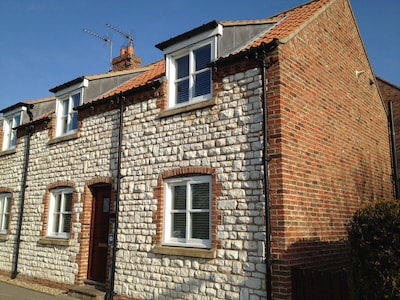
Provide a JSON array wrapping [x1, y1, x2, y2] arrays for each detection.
[[282, 239, 350, 300]]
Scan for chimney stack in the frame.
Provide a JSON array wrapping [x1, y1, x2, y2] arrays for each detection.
[[112, 45, 141, 72]]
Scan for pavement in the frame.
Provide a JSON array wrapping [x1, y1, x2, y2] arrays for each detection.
[[0, 281, 80, 300]]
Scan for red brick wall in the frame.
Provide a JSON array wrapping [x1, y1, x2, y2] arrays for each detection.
[[266, 0, 394, 298]]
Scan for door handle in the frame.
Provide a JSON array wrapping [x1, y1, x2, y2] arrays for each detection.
[[98, 243, 108, 248]]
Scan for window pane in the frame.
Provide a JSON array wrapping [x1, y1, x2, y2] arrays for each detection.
[[63, 193, 72, 212], [13, 114, 21, 127], [194, 44, 211, 71], [72, 93, 81, 108], [191, 183, 209, 209], [10, 130, 17, 147], [3, 214, 9, 230], [54, 194, 61, 212], [176, 55, 189, 79], [69, 112, 78, 131], [176, 79, 189, 104], [4, 197, 10, 212], [172, 213, 186, 238], [191, 212, 209, 239], [52, 214, 60, 233], [62, 99, 69, 117], [62, 214, 71, 233], [194, 70, 211, 97], [172, 185, 186, 210]]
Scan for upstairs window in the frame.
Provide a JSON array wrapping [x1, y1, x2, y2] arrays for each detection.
[[167, 40, 215, 108], [0, 193, 11, 234], [56, 92, 81, 136], [164, 175, 211, 248], [2, 112, 22, 151], [47, 188, 73, 239]]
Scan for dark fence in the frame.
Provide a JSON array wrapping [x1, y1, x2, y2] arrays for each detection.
[[292, 267, 349, 300]]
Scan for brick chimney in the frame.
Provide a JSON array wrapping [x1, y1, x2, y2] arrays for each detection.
[[111, 44, 141, 71]]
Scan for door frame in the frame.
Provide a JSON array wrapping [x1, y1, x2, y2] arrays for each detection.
[[75, 178, 115, 285], [87, 183, 112, 283]]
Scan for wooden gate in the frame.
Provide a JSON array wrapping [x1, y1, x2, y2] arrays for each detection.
[[292, 267, 349, 300]]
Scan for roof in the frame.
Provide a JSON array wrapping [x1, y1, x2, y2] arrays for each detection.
[[99, 60, 165, 99], [49, 67, 152, 93], [0, 96, 55, 114], [242, 0, 332, 50], [86, 0, 333, 101]]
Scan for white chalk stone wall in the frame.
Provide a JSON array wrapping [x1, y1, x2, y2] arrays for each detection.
[[0, 136, 26, 272], [0, 66, 268, 299], [114, 67, 267, 299], [0, 110, 120, 283]]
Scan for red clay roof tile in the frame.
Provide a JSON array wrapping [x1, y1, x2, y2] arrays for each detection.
[[100, 60, 165, 99], [249, 0, 332, 48]]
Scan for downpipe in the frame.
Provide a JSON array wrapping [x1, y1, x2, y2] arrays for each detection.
[[106, 95, 125, 300], [11, 105, 34, 279], [251, 47, 277, 300]]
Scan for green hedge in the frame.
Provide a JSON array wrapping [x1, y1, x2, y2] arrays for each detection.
[[348, 199, 400, 299]]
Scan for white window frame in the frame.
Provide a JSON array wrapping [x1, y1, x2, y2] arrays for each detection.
[[55, 91, 82, 137], [164, 175, 211, 248], [47, 188, 73, 239], [0, 193, 11, 234], [166, 39, 216, 108], [2, 109, 23, 151]]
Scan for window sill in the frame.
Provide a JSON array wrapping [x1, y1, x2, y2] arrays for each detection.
[[38, 237, 71, 246], [158, 98, 216, 118], [48, 132, 79, 145], [0, 234, 8, 241], [0, 148, 17, 157], [153, 245, 216, 259]]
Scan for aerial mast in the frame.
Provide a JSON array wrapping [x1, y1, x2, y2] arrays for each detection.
[[83, 28, 113, 71], [106, 23, 134, 46]]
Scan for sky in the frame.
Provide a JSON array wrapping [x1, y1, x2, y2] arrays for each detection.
[[0, 0, 399, 112]]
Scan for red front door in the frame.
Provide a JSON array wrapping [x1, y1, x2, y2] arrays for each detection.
[[88, 185, 111, 282]]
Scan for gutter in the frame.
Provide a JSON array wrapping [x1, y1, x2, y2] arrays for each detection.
[[11, 105, 34, 279], [105, 95, 125, 300]]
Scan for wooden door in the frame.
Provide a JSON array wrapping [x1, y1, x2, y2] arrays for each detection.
[[88, 185, 110, 282]]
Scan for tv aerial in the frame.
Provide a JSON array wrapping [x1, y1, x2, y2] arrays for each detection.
[[83, 28, 113, 71], [106, 23, 134, 46]]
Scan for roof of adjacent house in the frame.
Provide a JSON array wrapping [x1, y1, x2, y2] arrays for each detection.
[[99, 0, 333, 101], [100, 59, 165, 99]]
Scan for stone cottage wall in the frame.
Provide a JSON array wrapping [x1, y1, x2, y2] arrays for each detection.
[[0, 63, 269, 300], [112, 66, 268, 299], [0, 108, 120, 285], [0, 137, 25, 273]]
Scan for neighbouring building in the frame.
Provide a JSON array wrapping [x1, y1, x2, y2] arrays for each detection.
[[0, 0, 395, 299]]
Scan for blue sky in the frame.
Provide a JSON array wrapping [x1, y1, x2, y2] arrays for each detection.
[[0, 0, 399, 111]]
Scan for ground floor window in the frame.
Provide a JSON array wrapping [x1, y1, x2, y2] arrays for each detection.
[[164, 175, 211, 248], [47, 188, 73, 238], [0, 193, 11, 234]]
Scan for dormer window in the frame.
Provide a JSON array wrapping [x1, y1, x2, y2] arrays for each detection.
[[2, 110, 23, 151], [169, 42, 214, 106], [158, 23, 222, 109], [55, 91, 81, 137]]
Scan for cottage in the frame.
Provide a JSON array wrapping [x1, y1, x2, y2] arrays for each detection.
[[0, 0, 395, 299]]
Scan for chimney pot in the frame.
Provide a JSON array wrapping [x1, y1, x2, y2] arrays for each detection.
[[120, 47, 127, 55], [127, 44, 134, 55]]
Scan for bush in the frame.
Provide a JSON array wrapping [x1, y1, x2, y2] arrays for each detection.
[[348, 199, 400, 299]]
